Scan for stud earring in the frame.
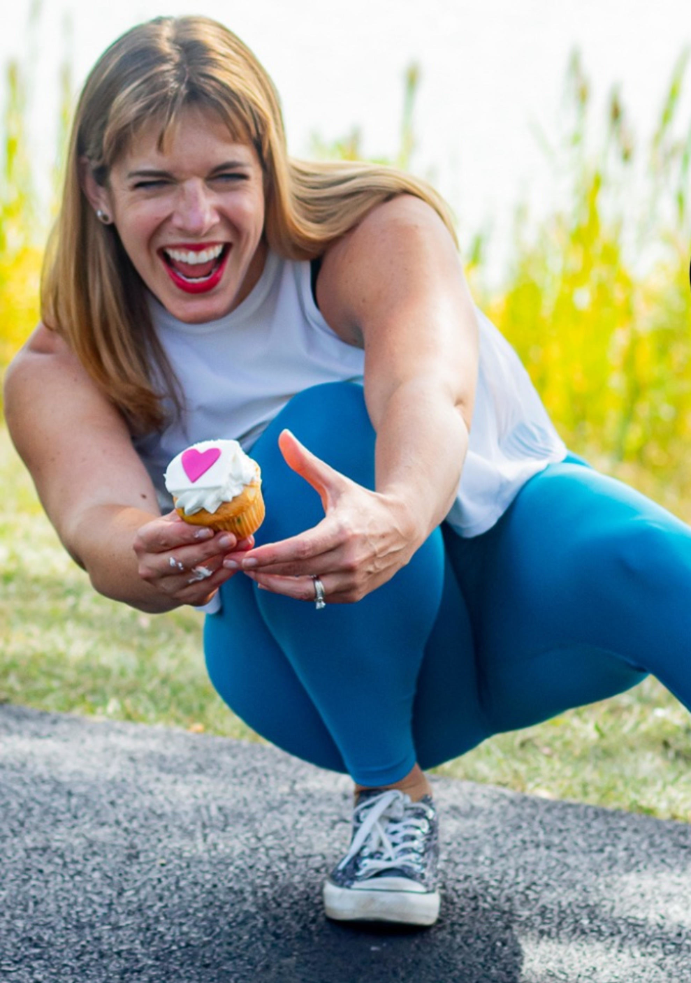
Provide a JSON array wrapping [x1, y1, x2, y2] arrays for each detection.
[[96, 209, 112, 224]]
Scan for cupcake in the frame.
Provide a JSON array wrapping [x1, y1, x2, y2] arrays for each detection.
[[164, 439, 265, 538]]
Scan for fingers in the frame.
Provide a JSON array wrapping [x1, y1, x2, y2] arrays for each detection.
[[248, 572, 326, 603], [134, 517, 255, 606], [240, 527, 375, 604], [244, 569, 371, 606], [235, 493, 411, 604], [230, 543, 344, 579], [162, 564, 231, 607], [134, 515, 255, 570], [228, 432, 361, 581], [138, 547, 225, 591], [278, 429, 348, 506], [133, 512, 233, 555], [224, 514, 343, 574]]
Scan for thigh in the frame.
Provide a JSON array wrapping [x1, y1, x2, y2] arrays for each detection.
[[204, 571, 347, 773], [206, 380, 448, 782], [249, 380, 449, 783], [412, 551, 491, 770], [446, 461, 691, 733]]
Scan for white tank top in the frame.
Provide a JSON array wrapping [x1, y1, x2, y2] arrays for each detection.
[[134, 249, 566, 538]]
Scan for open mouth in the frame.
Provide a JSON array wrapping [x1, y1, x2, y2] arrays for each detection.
[[160, 243, 230, 294]]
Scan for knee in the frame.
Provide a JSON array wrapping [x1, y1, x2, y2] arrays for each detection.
[[275, 382, 374, 472], [568, 514, 691, 620], [280, 381, 368, 422], [254, 381, 375, 493], [609, 516, 690, 590]]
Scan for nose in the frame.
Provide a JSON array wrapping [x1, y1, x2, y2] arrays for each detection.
[[171, 180, 219, 235]]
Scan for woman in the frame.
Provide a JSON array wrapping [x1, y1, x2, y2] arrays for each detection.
[[5, 15, 691, 928]]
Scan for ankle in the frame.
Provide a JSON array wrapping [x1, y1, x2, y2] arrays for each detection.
[[354, 765, 432, 803]]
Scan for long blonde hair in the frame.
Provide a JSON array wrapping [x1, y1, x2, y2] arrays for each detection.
[[42, 15, 457, 433]]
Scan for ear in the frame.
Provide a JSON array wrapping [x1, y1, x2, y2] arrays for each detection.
[[78, 156, 113, 218]]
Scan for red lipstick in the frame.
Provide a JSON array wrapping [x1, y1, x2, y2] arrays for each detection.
[[161, 243, 230, 295]]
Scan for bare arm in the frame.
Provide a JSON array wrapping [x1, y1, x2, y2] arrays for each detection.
[[326, 194, 477, 541], [4, 326, 242, 612], [234, 195, 478, 602]]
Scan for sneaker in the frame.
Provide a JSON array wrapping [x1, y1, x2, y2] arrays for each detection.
[[323, 788, 440, 926]]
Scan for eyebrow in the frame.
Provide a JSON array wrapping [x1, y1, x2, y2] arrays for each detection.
[[126, 160, 253, 180]]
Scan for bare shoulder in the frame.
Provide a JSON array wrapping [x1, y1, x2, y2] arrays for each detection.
[[7, 324, 91, 406], [317, 195, 467, 338], [321, 195, 456, 279], [8, 322, 76, 367], [5, 321, 140, 499], [5, 323, 122, 430], [23, 322, 69, 355], [342, 193, 451, 242]]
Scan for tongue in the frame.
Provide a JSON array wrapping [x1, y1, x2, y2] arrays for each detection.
[[168, 255, 218, 279]]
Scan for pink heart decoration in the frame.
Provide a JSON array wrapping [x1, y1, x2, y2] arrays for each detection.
[[181, 447, 221, 483]]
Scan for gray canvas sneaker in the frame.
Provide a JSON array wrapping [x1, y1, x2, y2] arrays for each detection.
[[323, 788, 440, 926]]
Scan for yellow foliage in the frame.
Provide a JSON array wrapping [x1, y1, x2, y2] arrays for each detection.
[[0, 245, 42, 366], [0, 55, 47, 407], [472, 50, 691, 506], [1, 46, 691, 513]]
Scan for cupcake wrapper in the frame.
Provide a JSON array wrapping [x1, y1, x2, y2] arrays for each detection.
[[209, 493, 266, 537], [174, 482, 265, 537]]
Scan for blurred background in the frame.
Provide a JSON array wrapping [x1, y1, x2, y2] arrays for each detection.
[[2, 0, 691, 819]]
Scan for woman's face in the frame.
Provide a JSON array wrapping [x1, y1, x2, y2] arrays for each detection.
[[98, 106, 267, 323]]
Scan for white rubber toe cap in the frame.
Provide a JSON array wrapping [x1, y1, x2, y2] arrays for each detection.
[[323, 879, 440, 926]]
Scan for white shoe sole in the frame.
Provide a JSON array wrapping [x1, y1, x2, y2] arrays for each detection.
[[323, 880, 440, 926]]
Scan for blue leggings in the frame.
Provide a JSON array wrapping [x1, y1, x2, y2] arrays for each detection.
[[204, 382, 691, 786]]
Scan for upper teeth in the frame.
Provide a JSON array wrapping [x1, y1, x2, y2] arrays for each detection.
[[164, 245, 224, 264]]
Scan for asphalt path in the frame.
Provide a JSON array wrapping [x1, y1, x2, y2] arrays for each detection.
[[2, 704, 691, 982]]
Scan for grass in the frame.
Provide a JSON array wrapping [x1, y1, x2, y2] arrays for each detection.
[[2, 426, 690, 822], [0, 426, 256, 740], [2, 39, 691, 820]]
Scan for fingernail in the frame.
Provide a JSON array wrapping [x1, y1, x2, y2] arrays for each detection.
[[242, 558, 258, 568], [218, 535, 234, 549], [223, 560, 238, 570], [195, 528, 214, 540]]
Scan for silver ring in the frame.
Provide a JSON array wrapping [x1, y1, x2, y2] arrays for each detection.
[[312, 575, 326, 610], [187, 565, 213, 584]]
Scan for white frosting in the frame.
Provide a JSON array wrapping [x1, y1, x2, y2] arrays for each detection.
[[141, 253, 566, 539], [164, 439, 259, 516]]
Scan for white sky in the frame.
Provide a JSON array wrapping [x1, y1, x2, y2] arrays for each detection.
[[3, 0, 691, 283]]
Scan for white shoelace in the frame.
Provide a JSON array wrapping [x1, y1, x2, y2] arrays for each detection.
[[338, 789, 431, 879]]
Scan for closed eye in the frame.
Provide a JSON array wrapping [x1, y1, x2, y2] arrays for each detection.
[[131, 174, 246, 189], [213, 172, 249, 183]]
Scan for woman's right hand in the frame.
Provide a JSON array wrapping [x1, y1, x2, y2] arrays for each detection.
[[133, 511, 254, 607]]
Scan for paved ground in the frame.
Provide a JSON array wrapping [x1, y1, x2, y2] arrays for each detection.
[[2, 704, 691, 982]]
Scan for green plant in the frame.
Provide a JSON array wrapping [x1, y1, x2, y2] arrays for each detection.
[[308, 61, 422, 170], [480, 50, 691, 493], [0, 3, 72, 393]]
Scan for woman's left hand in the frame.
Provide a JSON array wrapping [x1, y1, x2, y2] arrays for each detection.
[[223, 429, 422, 605]]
